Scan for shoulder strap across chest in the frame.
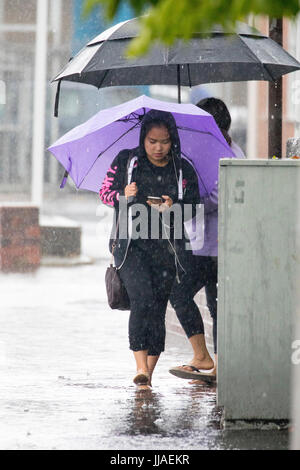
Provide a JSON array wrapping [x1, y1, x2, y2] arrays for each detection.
[[126, 154, 138, 185], [126, 152, 183, 200]]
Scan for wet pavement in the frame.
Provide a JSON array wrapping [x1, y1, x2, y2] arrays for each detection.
[[0, 194, 290, 450]]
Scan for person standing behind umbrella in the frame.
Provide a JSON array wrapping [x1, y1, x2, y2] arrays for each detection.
[[169, 97, 245, 384], [99, 110, 200, 388]]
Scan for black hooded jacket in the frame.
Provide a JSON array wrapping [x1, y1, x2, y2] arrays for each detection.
[[99, 110, 200, 268]]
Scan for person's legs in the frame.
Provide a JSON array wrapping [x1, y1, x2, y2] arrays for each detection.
[[119, 243, 176, 385], [169, 256, 214, 370], [146, 256, 176, 383], [133, 350, 149, 375], [189, 258, 218, 384], [170, 255, 204, 337], [204, 257, 218, 374], [119, 245, 155, 383], [205, 283, 217, 374], [187, 333, 214, 370], [147, 355, 160, 386]]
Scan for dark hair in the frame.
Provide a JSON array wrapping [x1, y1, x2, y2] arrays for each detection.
[[196, 97, 231, 132], [197, 97, 232, 145], [139, 109, 181, 160], [142, 119, 170, 143]]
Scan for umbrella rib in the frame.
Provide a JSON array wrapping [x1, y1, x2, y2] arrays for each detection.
[[77, 122, 140, 189], [238, 35, 276, 81], [178, 126, 212, 134], [177, 126, 230, 150], [97, 69, 110, 88], [117, 109, 146, 124]]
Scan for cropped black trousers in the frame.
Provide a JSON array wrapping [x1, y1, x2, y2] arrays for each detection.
[[169, 255, 218, 354], [119, 239, 176, 356]]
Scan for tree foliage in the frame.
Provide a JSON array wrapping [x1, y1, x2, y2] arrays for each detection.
[[83, 0, 300, 56]]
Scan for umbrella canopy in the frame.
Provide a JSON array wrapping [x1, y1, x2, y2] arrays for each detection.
[[53, 18, 300, 89], [48, 95, 235, 197]]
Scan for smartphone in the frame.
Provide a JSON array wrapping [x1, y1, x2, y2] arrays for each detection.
[[147, 196, 163, 204]]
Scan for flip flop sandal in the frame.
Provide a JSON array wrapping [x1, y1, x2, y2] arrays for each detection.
[[169, 365, 216, 384], [133, 372, 149, 385]]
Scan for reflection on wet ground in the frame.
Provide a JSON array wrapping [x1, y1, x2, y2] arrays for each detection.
[[0, 262, 290, 450], [111, 383, 288, 450], [122, 385, 220, 440]]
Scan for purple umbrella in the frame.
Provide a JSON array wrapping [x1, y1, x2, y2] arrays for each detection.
[[48, 95, 235, 197]]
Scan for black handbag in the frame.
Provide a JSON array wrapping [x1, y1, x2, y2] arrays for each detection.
[[104, 153, 137, 311], [105, 262, 130, 310], [105, 218, 130, 310]]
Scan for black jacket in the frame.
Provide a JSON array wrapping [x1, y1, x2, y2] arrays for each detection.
[[99, 109, 200, 269], [100, 148, 200, 268]]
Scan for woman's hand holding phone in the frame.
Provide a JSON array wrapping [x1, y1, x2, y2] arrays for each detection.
[[147, 195, 173, 212]]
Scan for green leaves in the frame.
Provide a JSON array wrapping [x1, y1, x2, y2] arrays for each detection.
[[82, 0, 103, 16], [82, 0, 300, 56], [83, 0, 153, 18]]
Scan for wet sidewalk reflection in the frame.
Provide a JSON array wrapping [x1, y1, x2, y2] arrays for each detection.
[[0, 260, 289, 450]]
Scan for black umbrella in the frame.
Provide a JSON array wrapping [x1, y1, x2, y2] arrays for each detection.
[[52, 18, 300, 114]]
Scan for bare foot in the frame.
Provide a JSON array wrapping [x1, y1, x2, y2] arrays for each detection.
[[181, 356, 214, 372], [133, 370, 150, 385]]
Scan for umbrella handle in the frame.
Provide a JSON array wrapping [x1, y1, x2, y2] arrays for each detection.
[[54, 80, 61, 117], [60, 170, 69, 189], [177, 65, 181, 104], [60, 158, 72, 189]]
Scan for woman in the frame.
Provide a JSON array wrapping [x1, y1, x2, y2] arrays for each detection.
[[169, 97, 245, 384], [99, 109, 200, 387]]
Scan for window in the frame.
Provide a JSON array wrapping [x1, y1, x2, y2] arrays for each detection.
[[0, 46, 33, 190]]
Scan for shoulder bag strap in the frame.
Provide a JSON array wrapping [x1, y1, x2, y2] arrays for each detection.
[[111, 152, 138, 265]]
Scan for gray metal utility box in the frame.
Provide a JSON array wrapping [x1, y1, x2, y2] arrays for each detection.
[[217, 159, 300, 423]]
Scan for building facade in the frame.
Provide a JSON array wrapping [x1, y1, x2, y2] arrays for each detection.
[[0, 3, 299, 200]]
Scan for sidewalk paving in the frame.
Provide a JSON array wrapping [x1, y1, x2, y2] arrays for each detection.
[[0, 193, 290, 450]]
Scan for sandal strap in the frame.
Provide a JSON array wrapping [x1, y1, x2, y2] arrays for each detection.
[[181, 364, 200, 372]]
